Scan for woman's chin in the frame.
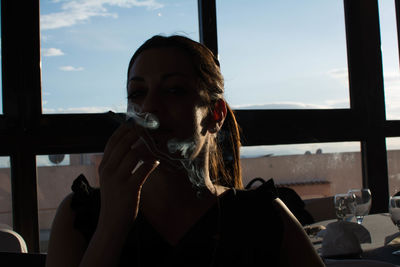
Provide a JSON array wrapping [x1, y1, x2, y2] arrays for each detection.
[[157, 157, 187, 174]]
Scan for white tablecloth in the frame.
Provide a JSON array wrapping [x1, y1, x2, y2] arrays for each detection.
[[311, 214, 400, 266]]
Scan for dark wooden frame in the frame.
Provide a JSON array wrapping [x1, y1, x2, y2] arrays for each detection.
[[0, 0, 396, 252]]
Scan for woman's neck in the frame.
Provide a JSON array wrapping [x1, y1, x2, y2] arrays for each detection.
[[138, 164, 221, 245], [140, 162, 210, 208]]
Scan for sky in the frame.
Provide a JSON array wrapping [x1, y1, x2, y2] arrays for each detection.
[[36, 0, 400, 117], [39, 0, 198, 113], [39, 0, 348, 113], [3, 0, 400, 163]]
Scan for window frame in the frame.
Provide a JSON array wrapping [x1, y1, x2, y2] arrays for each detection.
[[0, 0, 394, 252]]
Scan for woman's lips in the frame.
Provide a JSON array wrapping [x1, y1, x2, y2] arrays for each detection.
[[139, 127, 174, 145]]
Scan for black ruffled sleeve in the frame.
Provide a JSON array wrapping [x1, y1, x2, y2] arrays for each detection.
[[70, 174, 101, 243], [254, 178, 279, 201]]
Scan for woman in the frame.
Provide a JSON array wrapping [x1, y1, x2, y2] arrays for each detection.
[[46, 35, 324, 267]]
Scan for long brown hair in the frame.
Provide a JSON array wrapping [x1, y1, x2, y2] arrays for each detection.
[[127, 35, 243, 189]]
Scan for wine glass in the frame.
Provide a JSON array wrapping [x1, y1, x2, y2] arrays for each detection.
[[348, 188, 372, 224], [389, 196, 400, 255], [334, 193, 357, 221], [389, 196, 400, 230]]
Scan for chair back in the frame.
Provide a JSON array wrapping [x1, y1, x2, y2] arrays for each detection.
[[0, 228, 28, 253]]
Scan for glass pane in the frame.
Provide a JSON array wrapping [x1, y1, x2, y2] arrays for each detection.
[[0, 2, 2, 114], [0, 157, 11, 228], [40, 0, 198, 114], [386, 138, 400, 197], [379, 0, 400, 120], [37, 153, 101, 252], [241, 142, 362, 199], [217, 0, 349, 110]]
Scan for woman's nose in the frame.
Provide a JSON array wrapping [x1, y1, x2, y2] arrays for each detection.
[[141, 90, 161, 114]]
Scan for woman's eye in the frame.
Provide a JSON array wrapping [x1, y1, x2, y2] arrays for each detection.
[[128, 89, 146, 100]]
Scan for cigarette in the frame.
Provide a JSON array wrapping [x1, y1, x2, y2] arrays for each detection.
[[131, 160, 144, 175]]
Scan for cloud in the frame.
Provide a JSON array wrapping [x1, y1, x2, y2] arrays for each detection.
[[232, 102, 331, 110], [41, 0, 164, 30], [240, 141, 361, 158], [324, 99, 349, 108], [383, 71, 400, 119], [42, 105, 124, 113], [42, 47, 65, 57], [327, 68, 349, 89], [59, 65, 84, 71], [383, 71, 400, 83], [41, 102, 126, 114], [44, 106, 110, 113], [327, 68, 348, 79]]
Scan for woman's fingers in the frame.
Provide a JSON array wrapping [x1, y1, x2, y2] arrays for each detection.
[[114, 138, 158, 181], [104, 131, 138, 170], [102, 123, 135, 164], [100, 124, 138, 172], [99, 137, 159, 221]]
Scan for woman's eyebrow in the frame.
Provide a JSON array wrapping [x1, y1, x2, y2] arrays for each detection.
[[128, 76, 145, 82], [128, 72, 189, 83]]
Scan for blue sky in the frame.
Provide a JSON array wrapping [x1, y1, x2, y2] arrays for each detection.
[[217, 0, 349, 109], [40, 0, 198, 113], [37, 0, 400, 116], [40, 0, 349, 112]]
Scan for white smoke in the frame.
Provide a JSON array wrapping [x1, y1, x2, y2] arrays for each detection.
[[126, 110, 159, 130], [125, 108, 208, 191]]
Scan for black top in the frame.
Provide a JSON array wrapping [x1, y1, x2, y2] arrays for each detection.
[[70, 174, 284, 267]]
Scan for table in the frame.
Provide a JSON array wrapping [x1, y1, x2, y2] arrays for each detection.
[[311, 214, 400, 265]]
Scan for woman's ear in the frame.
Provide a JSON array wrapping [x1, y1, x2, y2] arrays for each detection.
[[209, 99, 227, 133]]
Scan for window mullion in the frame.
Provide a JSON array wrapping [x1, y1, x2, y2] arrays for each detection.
[[344, 0, 388, 213], [198, 0, 218, 56], [2, 0, 41, 252]]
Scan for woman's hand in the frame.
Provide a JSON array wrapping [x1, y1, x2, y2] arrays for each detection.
[[98, 123, 160, 230]]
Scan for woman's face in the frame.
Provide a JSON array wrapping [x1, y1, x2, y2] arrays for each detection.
[[127, 47, 211, 161]]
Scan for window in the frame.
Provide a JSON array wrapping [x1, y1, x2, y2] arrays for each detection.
[[37, 153, 101, 252], [1, 0, 395, 252], [379, 0, 400, 120], [386, 138, 400, 197], [0, 157, 11, 227], [217, 0, 349, 109], [241, 142, 362, 199], [40, 0, 198, 114], [0, 20, 2, 114]]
